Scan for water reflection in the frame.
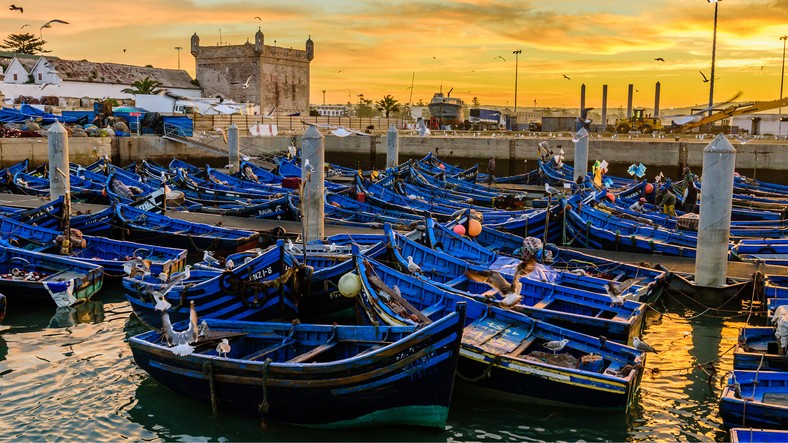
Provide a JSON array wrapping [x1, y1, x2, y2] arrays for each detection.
[[48, 300, 106, 328]]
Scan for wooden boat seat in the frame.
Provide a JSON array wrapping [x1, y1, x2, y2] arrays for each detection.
[[532, 299, 552, 309], [243, 339, 295, 361], [286, 342, 338, 363], [505, 337, 536, 358]]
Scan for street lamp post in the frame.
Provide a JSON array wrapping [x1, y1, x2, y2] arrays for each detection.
[[322, 89, 326, 105], [513, 49, 522, 115], [779, 35, 787, 137], [707, 0, 720, 117], [174, 46, 183, 70]]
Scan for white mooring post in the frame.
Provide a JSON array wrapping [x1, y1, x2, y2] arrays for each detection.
[[386, 125, 399, 168], [573, 127, 589, 183], [228, 123, 239, 174], [695, 134, 736, 288], [301, 125, 325, 242], [48, 120, 70, 201]]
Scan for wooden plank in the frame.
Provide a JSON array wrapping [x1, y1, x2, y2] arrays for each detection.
[[242, 340, 293, 361], [286, 342, 337, 363]]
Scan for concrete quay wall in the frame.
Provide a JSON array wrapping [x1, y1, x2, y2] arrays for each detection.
[[0, 135, 785, 171]]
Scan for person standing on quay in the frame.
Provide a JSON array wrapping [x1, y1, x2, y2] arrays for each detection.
[[487, 156, 496, 185]]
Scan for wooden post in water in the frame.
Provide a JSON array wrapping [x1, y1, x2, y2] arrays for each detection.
[[695, 134, 736, 288], [573, 127, 589, 183], [301, 125, 325, 242], [228, 123, 239, 174], [386, 125, 399, 168]]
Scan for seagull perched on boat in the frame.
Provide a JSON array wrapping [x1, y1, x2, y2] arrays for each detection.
[[772, 305, 788, 351], [632, 337, 658, 353], [202, 250, 221, 268], [216, 338, 231, 358], [464, 260, 534, 309], [406, 256, 422, 274], [605, 277, 645, 306], [544, 183, 562, 196], [164, 265, 191, 288], [198, 320, 209, 338], [161, 301, 199, 356], [225, 259, 235, 271], [543, 338, 569, 354]]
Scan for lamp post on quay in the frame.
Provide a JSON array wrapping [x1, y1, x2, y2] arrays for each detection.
[[706, 0, 720, 117], [779, 35, 787, 137], [513, 49, 522, 115], [174, 46, 183, 70]]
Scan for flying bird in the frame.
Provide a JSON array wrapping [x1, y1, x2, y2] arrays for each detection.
[[41, 19, 69, 28], [216, 338, 231, 358], [20, 24, 30, 29], [407, 256, 422, 274], [464, 260, 533, 309], [122, 49, 126, 53], [699, 70, 710, 83], [562, 74, 571, 80], [571, 131, 588, 144], [543, 338, 569, 354], [605, 277, 645, 306], [254, 16, 261, 21], [161, 301, 199, 356], [164, 265, 191, 289], [654, 57, 665, 62], [493, 56, 506, 62], [9, 4, 22, 13], [232, 74, 254, 88], [632, 336, 658, 353]]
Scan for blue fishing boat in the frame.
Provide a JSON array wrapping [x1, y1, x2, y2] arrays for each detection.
[[113, 203, 259, 254], [733, 327, 788, 370], [124, 242, 299, 329], [355, 253, 646, 410], [129, 303, 466, 429], [0, 244, 103, 307], [720, 370, 788, 429], [730, 428, 788, 442], [0, 215, 187, 277], [385, 227, 646, 342]]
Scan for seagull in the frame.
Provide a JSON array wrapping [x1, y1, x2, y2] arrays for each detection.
[[202, 250, 221, 267], [20, 23, 30, 29], [493, 55, 506, 62], [464, 260, 534, 309], [225, 259, 235, 271], [216, 338, 231, 358], [417, 117, 431, 137], [41, 19, 69, 29], [570, 131, 588, 143], [699, 70, 710, 83], [254, 16, 262, 21], [654, 57, 665, 62], [158, 271, 169, 282], [232, 74, 254, 88], [9, 4, 22, 13], [149, 287, 172, 312], [262, 106, 276, 119], [165, 265, 191, 288], [303, 158, 315, 173], [198, 320, 209, 338], [605, 277, 645, 306], [543, 338, 569, 354], [327, 243, 338, 253], [544, 183, 561, 196], [632, 337, 658, 353], [407, 256, 422, 274], [562, 74, 571, 80], [122, 49, 126, 53], [161, 301, 199, 356]]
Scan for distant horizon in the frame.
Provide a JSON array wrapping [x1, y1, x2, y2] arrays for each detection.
[[1, 0, 786, 110]]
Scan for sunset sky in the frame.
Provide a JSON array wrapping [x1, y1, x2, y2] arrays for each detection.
[[2, 0, 787, 110]]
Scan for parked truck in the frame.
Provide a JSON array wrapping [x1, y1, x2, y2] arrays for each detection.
[[468, 108, 503, 130]]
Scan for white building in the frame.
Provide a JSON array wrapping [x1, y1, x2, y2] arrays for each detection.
[[313, 104, 352, 117], [730, 113, 788, 137], [0, 52, 201, 107]]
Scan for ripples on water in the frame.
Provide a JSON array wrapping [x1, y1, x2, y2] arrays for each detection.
[[0, 284, 760, 442]]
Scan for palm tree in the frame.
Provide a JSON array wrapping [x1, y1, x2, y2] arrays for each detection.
[[375, 95, 400, 118], [121, 76, 164, 95]]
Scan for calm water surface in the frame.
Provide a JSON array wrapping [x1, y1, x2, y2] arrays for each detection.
[[0, 282, 760, 442]]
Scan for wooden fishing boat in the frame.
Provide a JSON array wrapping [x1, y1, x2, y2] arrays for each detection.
[[354, 253, 646, 410], [385, 226, 646, 342], [0, 215, 187, 277], [0, 244, 103, 307], [733, 327, 788, 370], [113, 202, 259, 254], [730, 427, 788, 442], [720, 370, 788, 429], [129, 304, 466, 429], [124, 242, 299, 329]]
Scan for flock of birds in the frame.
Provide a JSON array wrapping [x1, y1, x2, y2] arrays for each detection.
[[8, 5, 69, 36]]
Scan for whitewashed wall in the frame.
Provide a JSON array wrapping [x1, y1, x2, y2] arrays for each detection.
[[0, 81, 200, 105]]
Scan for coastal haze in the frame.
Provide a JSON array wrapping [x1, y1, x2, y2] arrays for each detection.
[[1, 0, 787, 109]]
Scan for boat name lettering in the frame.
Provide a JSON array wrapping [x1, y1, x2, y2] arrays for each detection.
[[251, 266, 274, 281]]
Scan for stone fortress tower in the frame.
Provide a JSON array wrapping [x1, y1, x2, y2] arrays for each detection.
[[191, 29, 314, 116]]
